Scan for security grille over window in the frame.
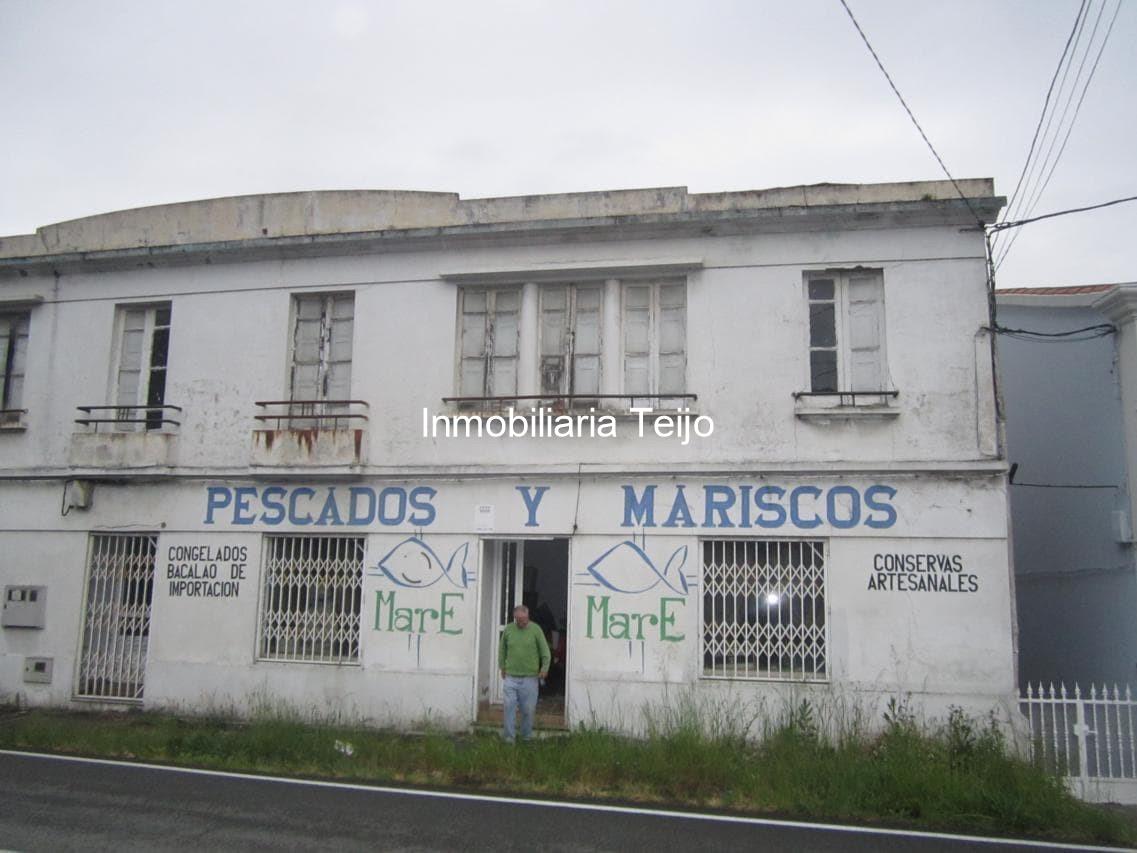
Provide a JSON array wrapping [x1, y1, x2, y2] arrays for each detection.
[[76, 534, 157, 701], [702, 539, 827, 681], [258, 535, 364, 664]]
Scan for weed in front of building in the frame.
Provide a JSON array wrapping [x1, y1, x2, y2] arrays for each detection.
[[0, 699, 1131, 847]]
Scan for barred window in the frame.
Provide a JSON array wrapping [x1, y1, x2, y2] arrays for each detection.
[[76, 533, 157, 701], [258, 535, 364, 664], [702, 539, 827, 681]]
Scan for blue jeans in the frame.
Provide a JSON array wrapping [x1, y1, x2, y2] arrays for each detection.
[[502, 675, 539, 742]]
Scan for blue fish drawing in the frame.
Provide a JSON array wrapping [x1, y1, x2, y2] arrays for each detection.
[[585, 541, 689, 595], [371, 538, 471, 588]]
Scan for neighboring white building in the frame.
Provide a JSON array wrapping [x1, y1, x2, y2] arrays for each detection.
[[0, 181, 1014, 732], [997, 284, 1137, 687]]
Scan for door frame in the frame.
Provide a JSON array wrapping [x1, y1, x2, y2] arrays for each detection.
[[471, 536, 571, 723]]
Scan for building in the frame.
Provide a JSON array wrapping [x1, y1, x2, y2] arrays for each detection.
[[997, 283, 1137, 688], [0, 180, 1014, 732]]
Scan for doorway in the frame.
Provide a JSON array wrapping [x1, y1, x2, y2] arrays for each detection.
[[476, 538, 569, 728]]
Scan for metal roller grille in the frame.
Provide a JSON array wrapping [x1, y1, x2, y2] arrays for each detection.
[[701, 539, 827, 681], [76, 533, 157, 701], [258, 535, 364, 664]]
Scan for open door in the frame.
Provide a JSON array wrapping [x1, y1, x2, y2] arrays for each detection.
[[477, 538, 569, 729], [477, 540, 526, 709]]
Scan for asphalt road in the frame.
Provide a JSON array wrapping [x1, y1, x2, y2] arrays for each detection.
[[0, 751, 1113, 852]]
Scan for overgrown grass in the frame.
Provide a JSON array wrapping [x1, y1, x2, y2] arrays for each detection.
[[0, 700, 1131, 847]]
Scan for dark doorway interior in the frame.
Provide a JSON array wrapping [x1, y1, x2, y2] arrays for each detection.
[[522, 539, 569, 712]]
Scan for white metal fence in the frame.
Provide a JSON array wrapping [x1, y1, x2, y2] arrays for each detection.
[[1020, 682, 1137, 803]]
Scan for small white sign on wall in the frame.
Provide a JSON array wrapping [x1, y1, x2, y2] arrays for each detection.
[[474, 504, 495, 532]]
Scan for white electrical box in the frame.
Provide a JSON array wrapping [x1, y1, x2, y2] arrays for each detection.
[[24, 657, 53, 684], [2, 586, 47, 628]]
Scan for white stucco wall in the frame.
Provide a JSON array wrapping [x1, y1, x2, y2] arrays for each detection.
[[0, 183, 1013, 734]]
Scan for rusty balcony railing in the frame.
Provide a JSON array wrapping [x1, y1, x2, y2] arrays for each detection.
[[254, 399, 370, 430], [75, 404, 182, 432], [440, 393, 698, 413]]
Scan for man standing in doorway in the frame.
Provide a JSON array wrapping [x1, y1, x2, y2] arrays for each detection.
[[499, 604, 550, 743]]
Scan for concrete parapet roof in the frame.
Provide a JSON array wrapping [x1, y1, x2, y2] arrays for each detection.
[[0, 179, 1000, 271]]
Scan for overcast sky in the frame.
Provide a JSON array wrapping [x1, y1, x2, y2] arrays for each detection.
[[1, 0, 1132, 288]]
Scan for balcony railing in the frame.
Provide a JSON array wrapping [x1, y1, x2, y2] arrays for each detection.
[[253, 400, 370, 430], [74, 404, 182, 432], [792, 390, 900, 403], [440, 394, 699, 413]]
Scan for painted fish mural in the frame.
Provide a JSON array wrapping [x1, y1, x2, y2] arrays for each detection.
[[581, 541, 692, 595], [370, 537, 473, 588]]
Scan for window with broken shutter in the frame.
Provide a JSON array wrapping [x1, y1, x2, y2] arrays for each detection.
[[458, 287, 520, 404], [113, 304, 171, 431], [0, 312, 29, 423], [540, 284, 602, 405], [806, 270, 885, 393], [623, 280, 686, 404], [290, 294, 354, 417]]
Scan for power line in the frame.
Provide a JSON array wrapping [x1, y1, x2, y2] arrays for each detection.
[[994, 0, 1122, 270], [837, 0, 986, 230], [991, 323, 1115, 338], [997, 0, 1088, 237], [987, 194, 1137, 232], [1013, 0, 1116, 225]]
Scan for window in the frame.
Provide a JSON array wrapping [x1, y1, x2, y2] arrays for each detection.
[[0, 312, 29, 425], [114, 304, 171, 430], [291, 293, 354, 403], [806, 270, 885, 393], [540, 284, 602, 401], [450, 279, 688, 410], [458, 287, 520, 401], [702, 539, 826, 681], [623, 280, 686, 400], [76, 534, 157, 701], [258, 535, 363, 664]]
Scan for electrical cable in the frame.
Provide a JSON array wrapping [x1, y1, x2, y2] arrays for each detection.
[[996, 0, 1088, 245], [991, 322, 1115, 337], [1012, 0, 1117, 225], [987, 194, 1137, 232], [837, 0, 986, 230], [997, 0, 1094, 242], [995, 0, 1123, 270]]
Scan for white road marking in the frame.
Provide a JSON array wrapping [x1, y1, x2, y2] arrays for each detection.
[[0, 749, 1123, 851]]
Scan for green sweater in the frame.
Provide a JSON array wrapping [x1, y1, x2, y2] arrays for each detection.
[[499, 622, 551, 677]]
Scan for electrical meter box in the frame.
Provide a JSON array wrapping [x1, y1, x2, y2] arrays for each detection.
[[24, 657, 53, 684], [2, 586, 47, 628]]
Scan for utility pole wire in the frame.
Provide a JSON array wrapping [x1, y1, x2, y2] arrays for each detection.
[[837, 0, 986, 230], [994, 0, 1122, 270], [987, 194, 1137, 233], [997, 0, 1088, 239]]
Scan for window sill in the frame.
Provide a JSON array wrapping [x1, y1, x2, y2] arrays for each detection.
[[793, 391, 899, 421], [442, 395, 698, 418], [700, 672, 829, 683], [0, 421, 27, 432]]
